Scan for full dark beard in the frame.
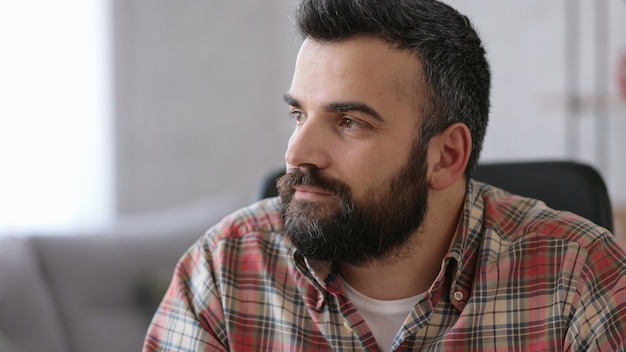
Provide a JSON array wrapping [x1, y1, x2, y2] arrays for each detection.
[[277, 143, 429, 266]]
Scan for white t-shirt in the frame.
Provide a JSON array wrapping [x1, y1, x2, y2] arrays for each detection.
[[340, 276, 426, 352]]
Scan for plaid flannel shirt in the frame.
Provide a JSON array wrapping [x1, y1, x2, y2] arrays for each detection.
[[144, 180, 626, 351]]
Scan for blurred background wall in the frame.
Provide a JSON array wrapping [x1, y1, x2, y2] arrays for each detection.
[[2, 0, 626, 239], [112, 0, 298, 215]]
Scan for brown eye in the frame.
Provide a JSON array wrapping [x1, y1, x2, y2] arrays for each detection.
[[289, 111, 306, 125], [338, 117, 359, 129]]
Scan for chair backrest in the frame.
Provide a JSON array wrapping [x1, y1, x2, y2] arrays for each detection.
[[258, 160, 614, 232]]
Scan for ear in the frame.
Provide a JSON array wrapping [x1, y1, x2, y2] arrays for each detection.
[[427, 123, 472, 191]]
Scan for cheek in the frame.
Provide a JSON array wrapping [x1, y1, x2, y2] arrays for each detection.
[[343, 146, 409, 197]]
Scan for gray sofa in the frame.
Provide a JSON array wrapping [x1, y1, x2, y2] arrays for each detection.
[[0, 194, 245, 352]]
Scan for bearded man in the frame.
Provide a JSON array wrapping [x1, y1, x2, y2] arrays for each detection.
[[144, 0, 626, 351]]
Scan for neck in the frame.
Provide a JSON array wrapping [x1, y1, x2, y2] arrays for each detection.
[[338, 180, 466, 300]]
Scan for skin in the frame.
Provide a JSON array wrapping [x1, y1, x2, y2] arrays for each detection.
[[284, 36, 472, 300]]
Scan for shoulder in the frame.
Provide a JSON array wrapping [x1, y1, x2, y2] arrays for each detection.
[[205, 198, 284, 240], [475, 181, 613, 248], [208, 197, 284, 236], [199, 197, 287, 248], [473, 181, 626, 280], [472, 180, 626, 286], [176, 197, 293, 282]]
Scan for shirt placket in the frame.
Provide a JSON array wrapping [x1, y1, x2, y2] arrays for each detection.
[[328, 283, 382, 351]]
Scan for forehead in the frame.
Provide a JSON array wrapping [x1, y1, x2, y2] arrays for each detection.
[[290, 37, 424, 110]]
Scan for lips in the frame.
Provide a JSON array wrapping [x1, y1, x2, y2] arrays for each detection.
[[293, 185, 332, 200]]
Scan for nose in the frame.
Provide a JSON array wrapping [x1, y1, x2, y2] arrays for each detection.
[[285, 117, 330, 170]]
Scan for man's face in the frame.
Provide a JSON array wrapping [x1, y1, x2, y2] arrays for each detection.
[[279, 37, 430, 265]]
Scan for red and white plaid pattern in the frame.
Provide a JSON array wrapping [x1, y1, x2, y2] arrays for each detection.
[[144, 181, 626, 351]]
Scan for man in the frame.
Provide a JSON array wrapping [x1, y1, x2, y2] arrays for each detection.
[[144, 0, 626, 351]]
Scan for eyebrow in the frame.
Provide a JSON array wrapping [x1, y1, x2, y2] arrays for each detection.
[[283, 93, 385, 122]]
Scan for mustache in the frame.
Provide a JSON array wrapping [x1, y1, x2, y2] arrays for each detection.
[[277, 168, 351, 199]]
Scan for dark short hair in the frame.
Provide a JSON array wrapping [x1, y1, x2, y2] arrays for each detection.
[[294, 0, 491, 178]]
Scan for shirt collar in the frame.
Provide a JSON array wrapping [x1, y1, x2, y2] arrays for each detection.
[[443, 179, 487, 307], [292, 250, 335, 289]]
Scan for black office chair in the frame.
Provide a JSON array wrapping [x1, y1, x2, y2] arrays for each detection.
[[258, 160, 614, 232]]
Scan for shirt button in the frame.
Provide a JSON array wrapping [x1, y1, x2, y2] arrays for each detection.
[[343, 320, 353, 333], [453, 291, 464, 301]]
